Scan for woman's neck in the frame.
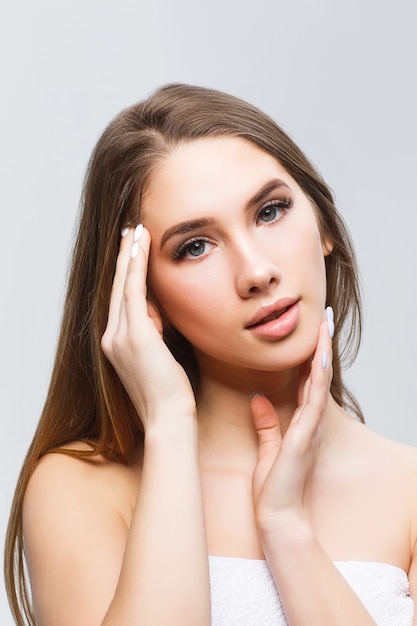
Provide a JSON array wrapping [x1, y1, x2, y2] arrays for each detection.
[[195, 360, 348, 473], [196, 364, 303, 473]]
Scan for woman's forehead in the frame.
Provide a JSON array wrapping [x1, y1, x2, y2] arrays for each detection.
[[141, 137, 297, 220]]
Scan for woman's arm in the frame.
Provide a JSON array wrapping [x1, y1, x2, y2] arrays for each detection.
[[23, 423, 210, 626], [250, 317, 377, 625], [101, 226, 210, 624], [103, 418, 209, 626], [260, 518, 376, 625], [23, 226, 210, 626]]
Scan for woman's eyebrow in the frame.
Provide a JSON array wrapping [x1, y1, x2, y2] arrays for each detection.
[[249, 178, 290, 206], [160, 218, 216, 249], [160, 178, 290, 249]]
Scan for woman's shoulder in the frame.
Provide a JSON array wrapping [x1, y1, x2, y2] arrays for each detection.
[[23, 441, 141, 533], [22, 443, 143, 622], [327, 416, 417, 566], [26, 440, 141, 485], [358, 420, 417, 461], [341, 417, 417, 497]]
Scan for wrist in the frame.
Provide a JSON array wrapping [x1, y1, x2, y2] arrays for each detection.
[[138, 396, 196, 428], [259, 510, 315, 553], [144, 415, 199, 448]]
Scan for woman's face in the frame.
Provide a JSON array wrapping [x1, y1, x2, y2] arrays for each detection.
[[142, 137, 331, 376]]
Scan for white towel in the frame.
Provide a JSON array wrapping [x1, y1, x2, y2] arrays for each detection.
[[208, 557, 414, 625]]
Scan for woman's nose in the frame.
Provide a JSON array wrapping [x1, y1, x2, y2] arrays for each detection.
[[234, 240, 281, 298]]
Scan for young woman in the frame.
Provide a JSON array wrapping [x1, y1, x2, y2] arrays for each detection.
[[5, 84, 417, 626]]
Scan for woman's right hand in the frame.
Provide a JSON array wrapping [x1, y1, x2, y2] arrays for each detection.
[[101, 225, 197, 430]]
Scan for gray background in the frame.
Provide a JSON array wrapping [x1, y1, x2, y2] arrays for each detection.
[[1, 0, 416, 622]]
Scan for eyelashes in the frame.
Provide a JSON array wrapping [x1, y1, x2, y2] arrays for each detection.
[[172, 237, 212, 260], [256, 197, 293, 223], [171, 196, 294, 261]]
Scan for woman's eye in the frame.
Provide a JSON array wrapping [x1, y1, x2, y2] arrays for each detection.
[[172, 238, 212, 260], [258, 205, 278, 222], [185, 240, 207, 257], [256, 199, 292, 224]]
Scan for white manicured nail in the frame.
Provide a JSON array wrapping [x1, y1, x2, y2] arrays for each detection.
[[322, 351, 328, 369], [326, 305, 334, 321], [326, 306, 334, 338], [134, 224, 144, 242], [121, 227, 129, 237]]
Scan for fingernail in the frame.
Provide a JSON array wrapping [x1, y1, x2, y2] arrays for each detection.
[[250, 391, 264, 399], [131, 242, 139, 259], [326, 306, 334, 338], [134, 224, 144, 242], [121, 227, 129, 238], [322, 351, 328, 369]]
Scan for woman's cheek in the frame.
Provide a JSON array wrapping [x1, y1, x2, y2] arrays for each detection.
[[148, 269, 209, 331]]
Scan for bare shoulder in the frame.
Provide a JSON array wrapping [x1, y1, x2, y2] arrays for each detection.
[[338, 417, 417, 529], [24, 441, 141, 529], [338, 415, 417, 476], [350, 419, 417, 474], [23, 442, 142, 624], [365, 430, 417, 558]]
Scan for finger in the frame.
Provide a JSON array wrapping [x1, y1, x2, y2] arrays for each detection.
[[292, 315, 333, 436], [296, 304, 332, 409], [123, 226, 152, 329], [105, 227, 135, 337], [250, 393, 282, 444], [310, 311, 334, 387], [250, 393, 282, 498], [297, 359, 312, 407]]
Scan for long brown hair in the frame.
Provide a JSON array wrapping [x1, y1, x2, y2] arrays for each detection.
[[5, 83, 362, 625]]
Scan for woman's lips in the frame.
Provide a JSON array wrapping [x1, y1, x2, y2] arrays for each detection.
[[246, 300, 299, 340]]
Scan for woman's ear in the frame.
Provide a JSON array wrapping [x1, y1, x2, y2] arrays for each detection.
[[322, 237, 334, 257]]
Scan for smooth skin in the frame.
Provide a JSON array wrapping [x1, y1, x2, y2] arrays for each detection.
[[23, 138, 417, 625]]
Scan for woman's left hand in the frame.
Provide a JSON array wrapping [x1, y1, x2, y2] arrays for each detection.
[[251, 313, 333, 535]]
